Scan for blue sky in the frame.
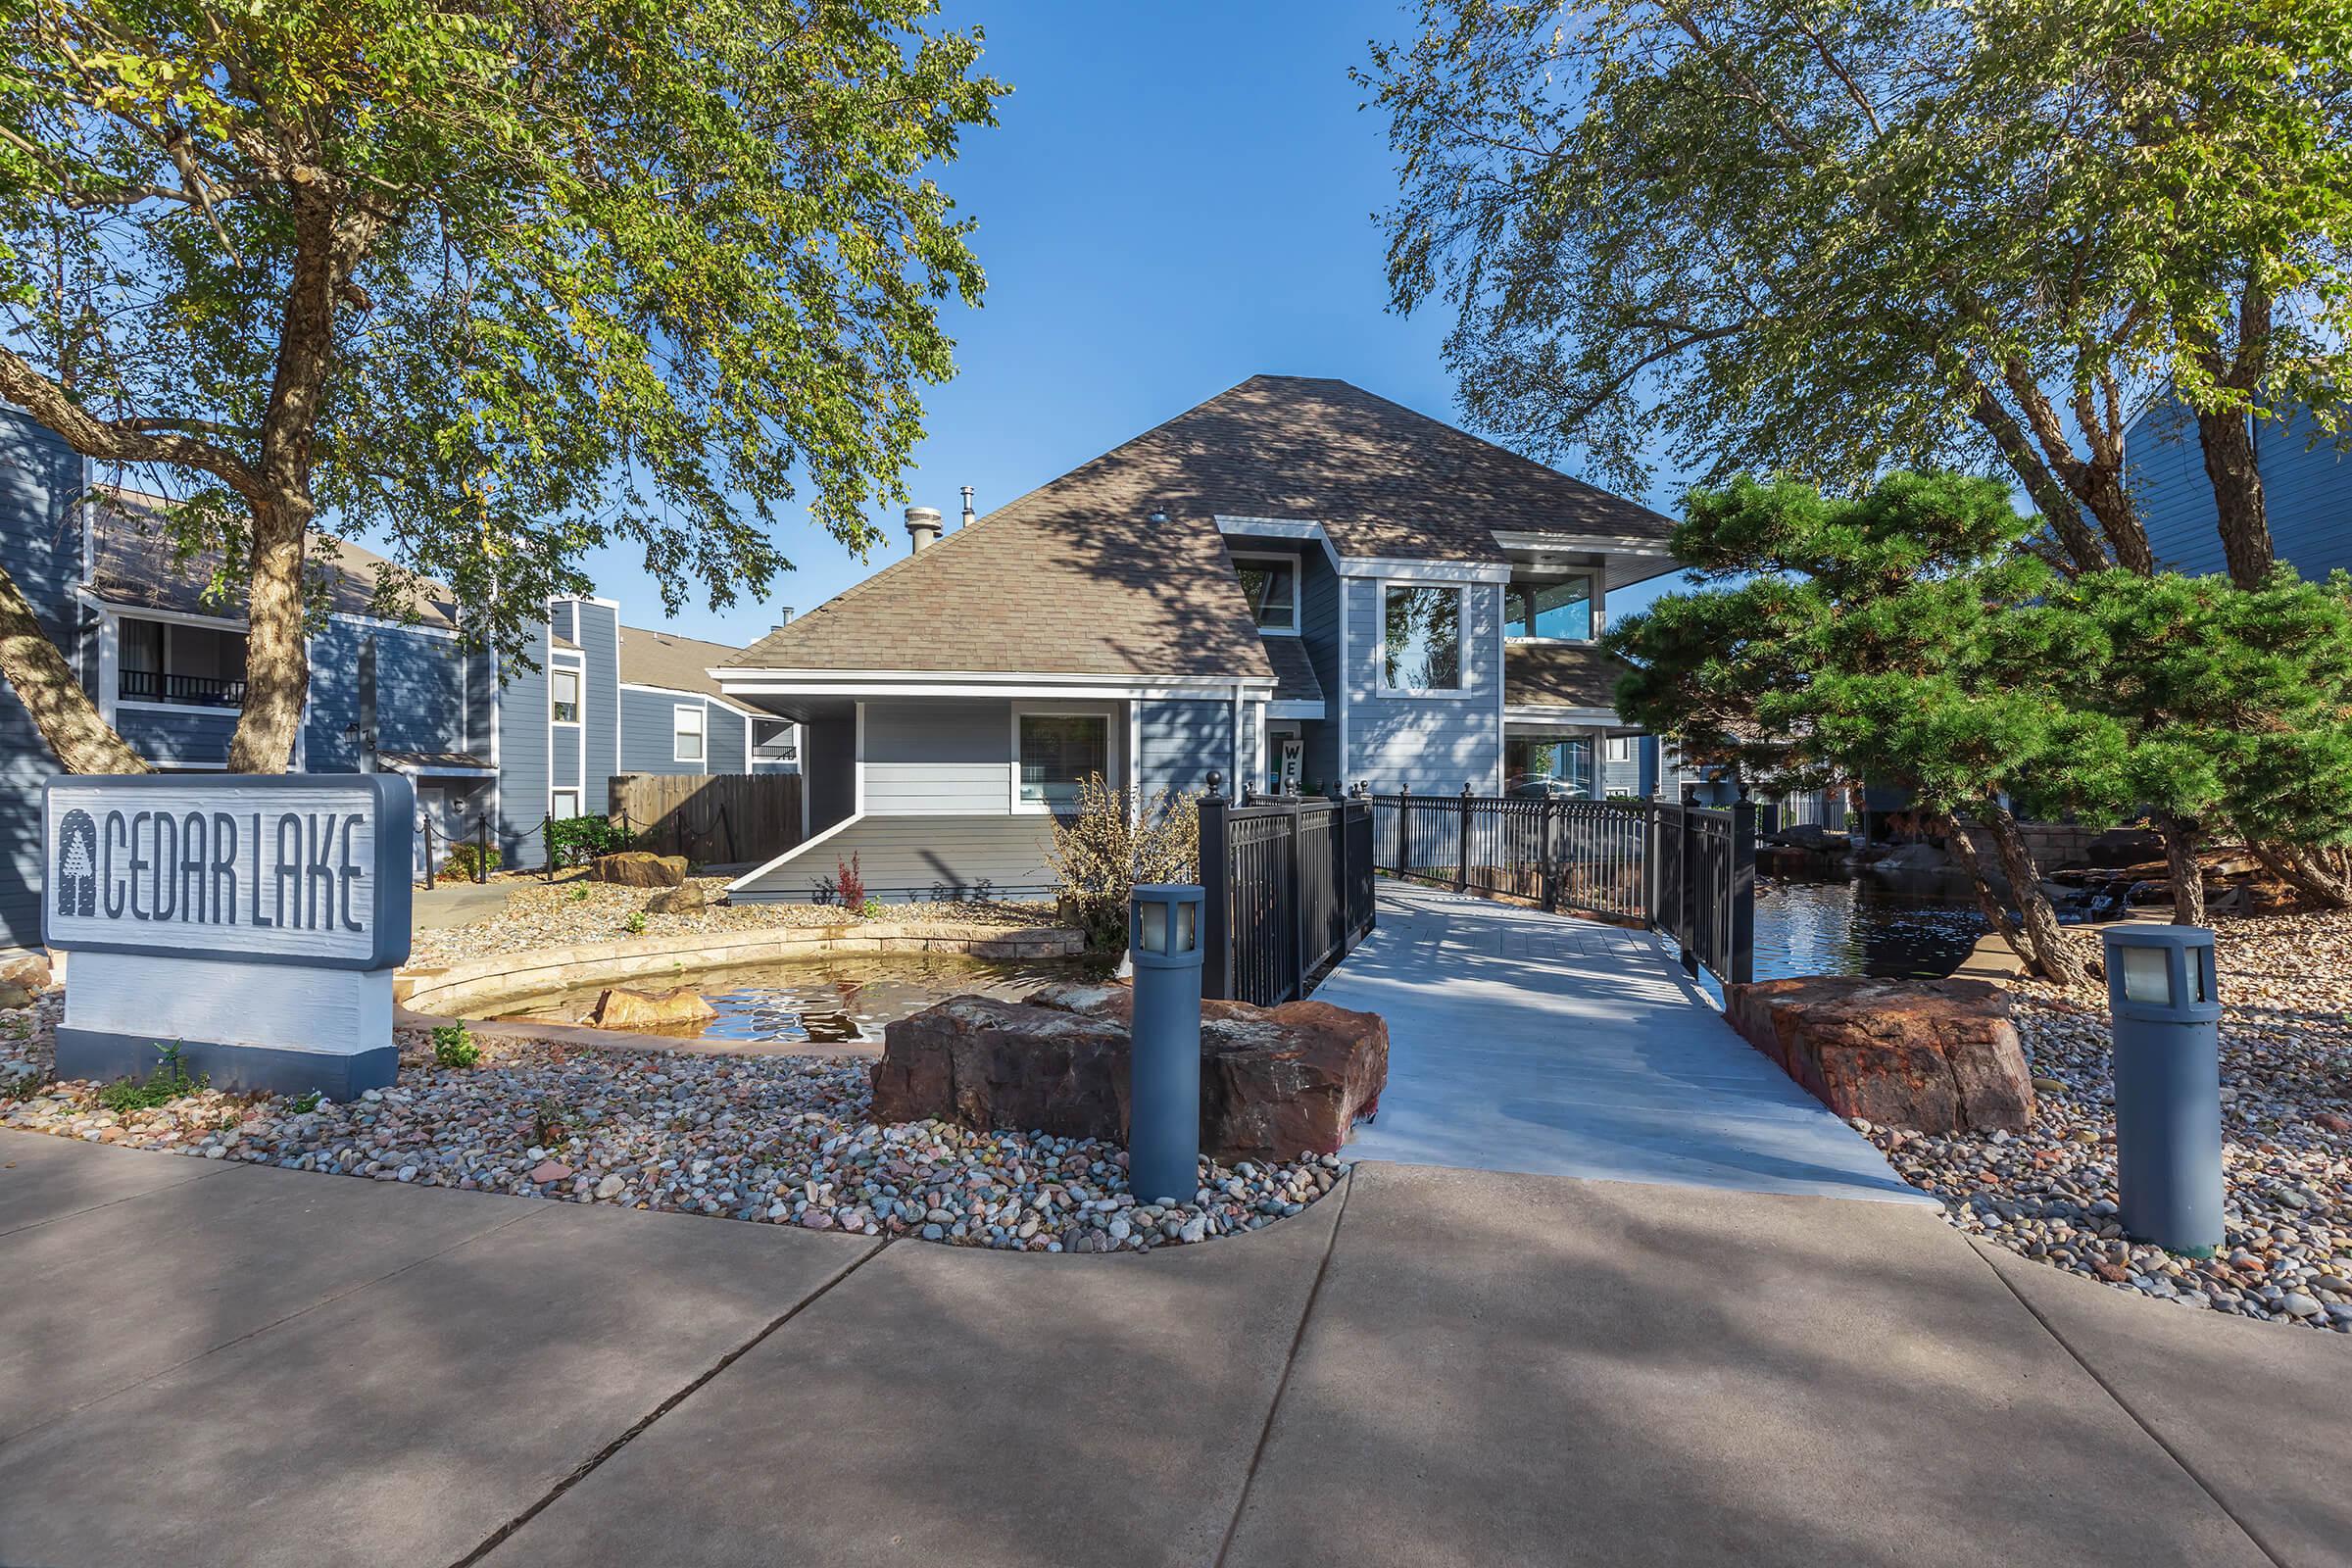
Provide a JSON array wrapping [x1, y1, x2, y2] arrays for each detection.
[[594, 1, 1690, 649]]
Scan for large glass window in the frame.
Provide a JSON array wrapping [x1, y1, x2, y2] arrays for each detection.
[[1382, 584, 1463, 691], [1506, 734, 1594, 797], [550, 667, 580, 724], [1018, 712, 1108, 808], [1234, 556, 1298, 630], [1506, 575, 1593, 641]]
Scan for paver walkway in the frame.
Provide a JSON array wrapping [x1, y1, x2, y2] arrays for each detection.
[[4, 1133, 2343, 1568], [1326, 881, 1931, 1202]]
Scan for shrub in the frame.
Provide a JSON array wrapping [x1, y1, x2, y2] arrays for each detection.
[[533, 1096, 572, 1146], [96, 1041, 204, 1111], [432, 1024, 481, 1068], [836, 852, 865, 907], [445, 840, 503, 880], [860, 897, 886, 918], [546, 814, 641, 867], [624, 910, 648, 934], [1045, 773, 1200, 951]]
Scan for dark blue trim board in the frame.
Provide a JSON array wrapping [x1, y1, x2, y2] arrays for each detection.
[[53, 1027, 398, 1099]]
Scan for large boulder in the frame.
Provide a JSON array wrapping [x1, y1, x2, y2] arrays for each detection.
[[588, 984, 718, 1029], [1724, 975, 2034, 1134], [869, 983, 1388, 1163], [644, 880, 708, 915], [590, 852, 687, 888]]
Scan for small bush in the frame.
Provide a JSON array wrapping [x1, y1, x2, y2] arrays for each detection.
[[288, 1089, 322, 1113], [1045, 774, 1200, 951], [96, 1041, 204, 1112], [860, 897, 886, 918], [569, 886, 592, 903], [836, 852, 865, 908], [432, 1024, 481, 1068], [547, 814, 642, 867], [446, 841, 503, 880], [533, 1096, 572, 1146], [623, 910, 648, 934]]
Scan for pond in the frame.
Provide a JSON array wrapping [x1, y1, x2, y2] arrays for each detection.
[[1749, 877, 1994, 982], [496, 953, 1104, 1046]]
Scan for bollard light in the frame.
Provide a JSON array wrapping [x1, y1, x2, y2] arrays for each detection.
[[2101, 923, 2225, 1257], [1127, 883, 1205, 1205]]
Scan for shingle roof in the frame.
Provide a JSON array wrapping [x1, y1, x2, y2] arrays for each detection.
[[1262, 636, 1323, 707], [86, 487, 461, 630], [619, 623, 747, 703], [724, 375, 1672, 678], [1504, 642, 1633, 710]]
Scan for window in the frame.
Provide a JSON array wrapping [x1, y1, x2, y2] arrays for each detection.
[[551, 788, 581, 819], [117, 618, 249, 707], [1382, 584, 1463, 692], [1017, 712, 1108, 808], [1605, 736, 1636, 763], [1233, 554, 1298, 631], [673, 704, 706, 763], [1506, 575, 1593, 641], [550, 667, 581, 724], [1506, 734, 1593, 797]]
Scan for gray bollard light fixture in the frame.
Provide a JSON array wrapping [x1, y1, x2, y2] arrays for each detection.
[[2100, 923, 2225, 1257], [1127, 882, 1204, 1205]]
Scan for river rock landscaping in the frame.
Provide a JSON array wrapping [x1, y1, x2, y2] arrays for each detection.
[[409, 875, 1059, 967], [0, 995, 1338, 1253], [1859, 909, 2352, 1333]]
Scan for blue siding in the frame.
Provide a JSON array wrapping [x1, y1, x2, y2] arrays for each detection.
[[0, 412, 83, 948], [1297, 549, 1345, 789], [617, 687, 748, 775], [707, 704, 748, 772], [496, 621, 552, 864], [577, 602, 619, 810], [1137, 699, 1230, 799], [1344, 576, 1503, 793], [117, 706, 236, 766], [304, 620, 465, 771], [2127, 398, 2352, 580]]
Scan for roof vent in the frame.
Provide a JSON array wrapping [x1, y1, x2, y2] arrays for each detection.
[[960, 485, 977, 529], [771, 606, 793, 633], [906, 506, 944, 553]]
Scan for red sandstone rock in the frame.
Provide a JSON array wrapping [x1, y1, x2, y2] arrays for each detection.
[[1723, 975, 2034, 1134], [868, 983, 1389, 1162], [587, 984, 718, 1029], [589, 852, 688, 888]]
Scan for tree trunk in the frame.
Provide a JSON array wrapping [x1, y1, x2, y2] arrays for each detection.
[[2194, 408, 2276, 589], [228, 499, 311, 773], [0, 559, 147, 774], [1939, 812, 2033, 961], [2157, 814, 2205, 925], [1950, 800, 2088, 988], [2249, 842, 2352, 910]]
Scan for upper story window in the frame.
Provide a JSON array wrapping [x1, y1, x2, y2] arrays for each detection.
[[1017, 710, 1108, 809], [673, 703, 706, 763], [1233, 554, 1298, 631], [1382, 583, 1463, 693], [118, 618, 248, 707], [550, 666, 581, 724], [1506, 574, 1593, 641]]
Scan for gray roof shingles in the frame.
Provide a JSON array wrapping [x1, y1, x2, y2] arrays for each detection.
[[725, 375, 1672, 679]]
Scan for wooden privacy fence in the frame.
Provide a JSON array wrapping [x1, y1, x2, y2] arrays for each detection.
[[608, 772, 803, 865], [1369, 785, 1757, 987], [1198, 781, 1378, 1007]]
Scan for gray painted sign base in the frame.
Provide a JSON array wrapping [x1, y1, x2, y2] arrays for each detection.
[[55, 1026, 398, 1100]]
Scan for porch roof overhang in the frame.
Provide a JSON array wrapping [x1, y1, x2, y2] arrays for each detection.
[[711, 667, 1280, 718]]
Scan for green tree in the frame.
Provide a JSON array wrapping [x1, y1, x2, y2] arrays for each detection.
[[0, 0, 1004, 772], [1611, 472, 2126, 985], [1361, 0, 2352, 585]]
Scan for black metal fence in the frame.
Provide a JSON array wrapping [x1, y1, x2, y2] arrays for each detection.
[[1370, 785, 1756, 987], [1198, 782, 1377, 1006]]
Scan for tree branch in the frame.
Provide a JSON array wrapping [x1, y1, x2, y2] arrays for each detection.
[[0, 350, 261, 498]]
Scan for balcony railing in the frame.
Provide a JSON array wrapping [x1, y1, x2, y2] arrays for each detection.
[[120, 669, 247, 707]]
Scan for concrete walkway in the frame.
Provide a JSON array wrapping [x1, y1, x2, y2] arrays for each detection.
[[3, 1133, 2341, 1567], [1327, 882, 1931, 1202]]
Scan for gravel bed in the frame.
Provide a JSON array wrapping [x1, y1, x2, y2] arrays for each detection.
[[0, 1000, 1337, 1253], [1860, 909, 2352, 1332], [410, 876, 1060, 967]]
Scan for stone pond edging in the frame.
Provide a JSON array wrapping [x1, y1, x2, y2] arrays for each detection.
[[393, 920, 1088, 1030]]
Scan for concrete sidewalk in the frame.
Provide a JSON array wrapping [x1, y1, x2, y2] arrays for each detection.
[[4, 1132, 2342, 1567], [1330, 883, 1932, 1203]]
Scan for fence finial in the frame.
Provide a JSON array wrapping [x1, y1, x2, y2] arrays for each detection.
[[1205, 769, 1223, 801]]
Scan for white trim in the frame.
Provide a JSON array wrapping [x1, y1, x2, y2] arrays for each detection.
[[549, 665, 583, 723], [114, 698, 244, 716], [1491, 530, 1675, 556], [1340, 557, 1512, 585], [386, 760, 499, 779], [672, 701, 708, 767], [72, 586, 460, 641], [620, 680, 763, 719], [1009, 704, 1117, 813], [854, 701, 866, 816], [1228, 549, 1303, 634], [713, 666, 1272, 691], [1230, 682, 1245, 789], [1213, 514, 1347, 574], [1336, 575, 1351, 790], [93, 599, 119, 727], [330, 611, 459, 641], [1374, 579, 1474, 699], [551, 786, 582, 819], [716, 676, 1277, 704], [1495, 579, 1509, 792], [1505, 705, 1625, 726], [1127, 701, 1144, 825], [725, 808, 864, 895]]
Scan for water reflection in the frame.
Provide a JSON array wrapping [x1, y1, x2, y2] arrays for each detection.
[[1752, 878, 1991, 981]]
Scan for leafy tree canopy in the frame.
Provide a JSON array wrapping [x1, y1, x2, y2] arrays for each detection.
[[0, 0, 1004, 767]]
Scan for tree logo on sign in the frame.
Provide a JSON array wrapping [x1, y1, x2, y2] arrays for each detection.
[[54, 808, 97, 918]]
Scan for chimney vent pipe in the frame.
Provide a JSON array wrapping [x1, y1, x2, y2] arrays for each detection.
[[960, 485, 977, 529], [905, 506, 944, 553]]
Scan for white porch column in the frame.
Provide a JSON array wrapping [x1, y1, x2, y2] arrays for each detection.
[[1587, 726, 1609, 800]]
